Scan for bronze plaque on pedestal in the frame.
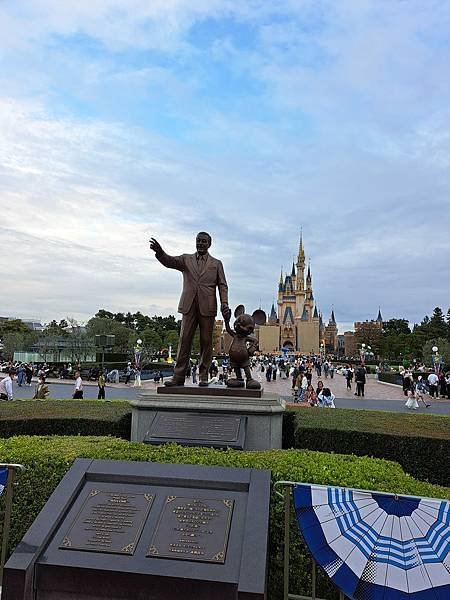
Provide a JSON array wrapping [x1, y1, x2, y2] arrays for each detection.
[[147, 496, 234, 563], [149, 412, 241, 442], [60, 489, 154, 555]]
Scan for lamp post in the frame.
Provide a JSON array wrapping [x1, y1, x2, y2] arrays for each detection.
[[432, 345, 442, 375]]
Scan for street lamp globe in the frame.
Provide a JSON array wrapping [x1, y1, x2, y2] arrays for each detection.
[[137, 339, 142, 345], [432, 346, 438, 353]]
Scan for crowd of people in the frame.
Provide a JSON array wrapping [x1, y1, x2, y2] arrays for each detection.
[[399, 366, 450, 410], [1, 354, 449, 409]]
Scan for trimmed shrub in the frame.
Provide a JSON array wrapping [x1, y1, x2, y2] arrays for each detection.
[[284, 408, 450, 485], [0, 401, 131, 439], [0, 436, 449, 600]]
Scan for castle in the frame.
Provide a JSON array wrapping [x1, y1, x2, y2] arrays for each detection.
[[258, 234, 322, 354]]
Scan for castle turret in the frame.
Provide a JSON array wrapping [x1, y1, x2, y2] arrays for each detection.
[[376, 307, 383, 323], [306, 263, 312, 289], [268, 303, 277, 324]]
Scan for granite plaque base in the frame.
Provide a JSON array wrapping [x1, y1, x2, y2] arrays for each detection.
[[144, 412, 247, 449], [3, 459, 271, 600], [132, 388, 285, 451]]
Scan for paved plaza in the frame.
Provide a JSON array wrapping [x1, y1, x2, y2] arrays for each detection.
[[8, 373, 450, 415]]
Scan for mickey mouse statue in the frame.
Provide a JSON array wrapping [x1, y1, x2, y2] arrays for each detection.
[[224, 305, 266, 389]]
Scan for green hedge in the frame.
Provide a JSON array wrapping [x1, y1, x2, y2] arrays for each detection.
[[284, 408, 450, 486], [0, 401, 131, 439], [2, 401, 449, 486], [0, 436, 449, 600]]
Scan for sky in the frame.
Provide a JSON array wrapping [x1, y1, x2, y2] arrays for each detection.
[[0, 0, 449, 333]]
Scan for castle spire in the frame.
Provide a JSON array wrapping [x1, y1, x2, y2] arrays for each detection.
[[330, 307, 336, 324], [291, 262, 296, 277], [376, 306, 383, 322], [298, 229, 305, 262], [269, 303, 277, 322]]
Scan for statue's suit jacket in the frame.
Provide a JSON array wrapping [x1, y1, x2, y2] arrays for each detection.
[[155, 251, 228, 316]]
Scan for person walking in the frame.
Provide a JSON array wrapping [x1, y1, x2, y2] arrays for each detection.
[[414, 376, 430, 408], [0, 369, 15, 400], [355, 365, 366, 397], [345, 365, 353, 390], [25, 363, 33, 386], [133, 367, 142, 388], [73, 371, 83, 399], [97, 372, 106, 399], [17, 363, 26, 387], [191, 363, 198, 384], [405, 388, 419, 410], [427, 372, 439, 398], [329, 363, 335, 379], [445, 372, 450, 399], [438, 372, 447, 398], [124, 363, 132, 385], [402, 369, 414, 396], [33, 375, 49, 400]]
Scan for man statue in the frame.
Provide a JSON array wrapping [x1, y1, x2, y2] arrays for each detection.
[[149, 232, 231, 386]]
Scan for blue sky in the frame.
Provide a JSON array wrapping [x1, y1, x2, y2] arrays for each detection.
[[0, 0, 449, 331]]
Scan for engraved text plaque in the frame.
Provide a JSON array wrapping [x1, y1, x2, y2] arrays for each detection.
[[149, 413, 241, 442], [60, 489, 154, 555], [147, 496, 234, 563]]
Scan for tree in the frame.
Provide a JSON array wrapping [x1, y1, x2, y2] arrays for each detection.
[[414, 307, 448, 342], [141, 329, 163, 353], [382, 319, 410, 336], [354, 324, 382, 356], [1, 332, 26, 360], [44, 320, 69, 337], [0, 319, 30, 335], [164, 330, 180, 353], [86, 318, 134, 352], [95, 309, 114, 320]]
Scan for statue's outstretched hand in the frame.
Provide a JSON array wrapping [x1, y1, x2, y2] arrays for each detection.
[[149, 238, 163, 255]]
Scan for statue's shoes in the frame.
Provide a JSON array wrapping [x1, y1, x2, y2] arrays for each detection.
[[164, 378, 184, 387], [198, 380, 209, 387], [246, 379, 261, 390], [227, 379, 245, 388]]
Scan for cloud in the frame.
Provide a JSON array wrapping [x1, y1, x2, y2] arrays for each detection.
[[0, 1, 449, 326]]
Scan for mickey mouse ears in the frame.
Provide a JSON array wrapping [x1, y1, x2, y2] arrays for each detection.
[[234, 305, 245, 317]]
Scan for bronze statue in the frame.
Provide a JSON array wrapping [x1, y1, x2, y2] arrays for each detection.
[[149, 232, 231, 386], [225, 305, 266, 389]]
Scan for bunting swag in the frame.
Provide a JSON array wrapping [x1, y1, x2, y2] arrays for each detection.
[[0, 467, 7, 497], [293, 484, 450, 600]]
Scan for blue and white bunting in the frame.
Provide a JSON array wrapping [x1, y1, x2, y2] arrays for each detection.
[[0, 467, 8, 497], [293, 483, 450, 600]]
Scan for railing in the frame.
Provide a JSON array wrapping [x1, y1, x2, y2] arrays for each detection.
[[274, 481, 345, 600], [0, 463, 24, 587]]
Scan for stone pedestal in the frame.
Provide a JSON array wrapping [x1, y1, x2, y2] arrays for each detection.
[[131, 387, 285, 451]]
